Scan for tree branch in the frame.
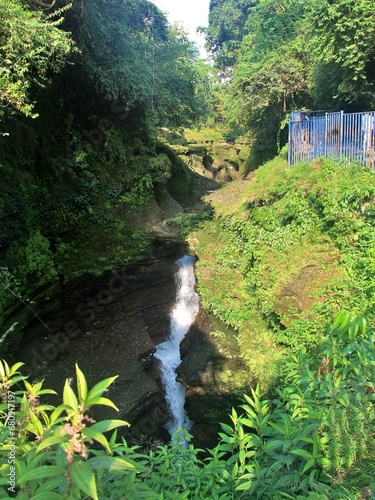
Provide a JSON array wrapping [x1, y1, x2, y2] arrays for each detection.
[[26, 0, 57, 10]]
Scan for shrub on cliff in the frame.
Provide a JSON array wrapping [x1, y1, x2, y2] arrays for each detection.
[[0, 0, 74, 117], [189, 157, 375, 384]]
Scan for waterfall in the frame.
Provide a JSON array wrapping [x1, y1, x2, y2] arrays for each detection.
[[155, 255, 199, 436]]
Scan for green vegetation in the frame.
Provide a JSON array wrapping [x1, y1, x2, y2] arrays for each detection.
[[189, 157, 375, 384], [204, 0, 375, 166], [204, 0, 256, 73], [1, 312, 374, 498], [0, 0, 213, 338], [0, 0, 74, 117], [2, 0, 375, 497]]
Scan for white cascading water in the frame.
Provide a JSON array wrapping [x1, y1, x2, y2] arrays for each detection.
[[155, 255, 199, 436]]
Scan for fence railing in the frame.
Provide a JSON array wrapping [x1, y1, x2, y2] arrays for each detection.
[[288, 110, 375, 167]]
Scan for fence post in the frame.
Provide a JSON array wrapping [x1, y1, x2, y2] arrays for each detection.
[[324, 112, 328, 158], [339, 110, 344, 162]]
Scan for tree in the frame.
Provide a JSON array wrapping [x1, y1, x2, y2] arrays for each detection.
[[62, 0, 205, 127], [203, 0, 257, 73], [153, 25, 205, 126], [305, 0, 375, 110], [223, 0, 311, 164], [0, 0, 74, 117]]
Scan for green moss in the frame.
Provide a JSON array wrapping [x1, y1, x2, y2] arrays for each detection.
[[55, 224, 152, 280], [184, 126, 225, 144]]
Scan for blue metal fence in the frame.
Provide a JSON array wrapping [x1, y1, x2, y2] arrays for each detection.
[[288, 110, 375, 167]]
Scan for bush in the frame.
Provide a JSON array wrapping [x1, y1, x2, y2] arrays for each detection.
[[1, 313, 374, 498]]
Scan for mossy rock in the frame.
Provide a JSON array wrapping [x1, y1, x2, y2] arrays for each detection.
[[170, 145, 189, 155], [186, 145, 207, 156]]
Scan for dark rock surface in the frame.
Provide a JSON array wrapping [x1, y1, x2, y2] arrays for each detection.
[[10, 247, 253, 449], [13, 254, 182, 431], [177, 309, 251, 448]]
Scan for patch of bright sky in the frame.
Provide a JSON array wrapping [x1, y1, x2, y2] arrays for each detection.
[[152, 0, 210, 58]]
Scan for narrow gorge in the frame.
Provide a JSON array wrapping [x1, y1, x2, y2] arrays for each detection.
[[2, 0, 375, 496], [155, 255, 199, 437]]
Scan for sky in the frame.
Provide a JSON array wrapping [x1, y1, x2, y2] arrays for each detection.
[[152, 0, 210, 58]]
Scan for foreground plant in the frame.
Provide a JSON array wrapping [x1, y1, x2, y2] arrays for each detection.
[[221, 312, 375, 498], [1, 311, 374, 498], [0, 362, 134, 499]]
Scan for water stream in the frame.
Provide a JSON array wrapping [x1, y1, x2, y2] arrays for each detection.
[[155, 255, 199, 436]]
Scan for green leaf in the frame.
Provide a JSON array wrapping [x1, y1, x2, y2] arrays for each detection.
[[55, 446, 68, 470], [18, 466, 65, 485], [85, 376, 118, 407], [264, 439, 284, 453], [25, 413, 44, 436], [92, 396, 119, 411], [220, 423, 233, 434], [273, 474, 294, 488], [0, 428, 9, 443], [8, 361, 24, 376], [290, 448, 312, 459], [348, 319, 359, 341], [232, 462, 239, 480], [63, 379, 78, 410], [75, 364, 88, 405], [36, 435, 67, 452], [302, 458, 316, 474], [70, 461, 98, 500], [48, 405, 72, 426], [89, 419, 130, 434], [88, 455, 136, 471], [241, 415, 258, 427], [37, 478, 66, 494], [31, 493, 62, 500], [109, 429, 118, 447], [356, 316, 367, 336], [235, 481, 252, 491], [82, 428, 111, 453], [27, 452, 49, 470], [0, 360, 8, 377], [332, 310, 351, 332], [37, 389, 58, 396]]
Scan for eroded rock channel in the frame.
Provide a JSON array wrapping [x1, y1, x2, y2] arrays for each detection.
[[12, 244, 186, 441], [11, 239, 249, 448]]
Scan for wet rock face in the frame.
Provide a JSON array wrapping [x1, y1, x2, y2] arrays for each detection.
[[13, 255, 181, 428], [177, 310, 250, 447], [177, 311, 222, 387]]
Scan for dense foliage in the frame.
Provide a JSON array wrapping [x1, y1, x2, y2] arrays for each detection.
[[64, 0, 206, 127], [306, 0, 375, 109], [2, 1, 375, 497], [189, 157, 375, 384], [204, 0, 256, 72], [205, 0, 375, 165], [0, 0, 74, 117], [0, 0, 210, 338], [1, 312, 374, 498]]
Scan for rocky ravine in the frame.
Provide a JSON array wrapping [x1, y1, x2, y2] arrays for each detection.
[[177, 310, 253, 448], [12, 248, 255, 448], [12, 249, 183, 442]]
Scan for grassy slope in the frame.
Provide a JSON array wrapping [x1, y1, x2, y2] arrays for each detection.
[[188, 156, 375, 386]]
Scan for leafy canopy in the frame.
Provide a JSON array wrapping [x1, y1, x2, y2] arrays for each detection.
[[205, 0, 375, 162], [0, 0, 74, 117]]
